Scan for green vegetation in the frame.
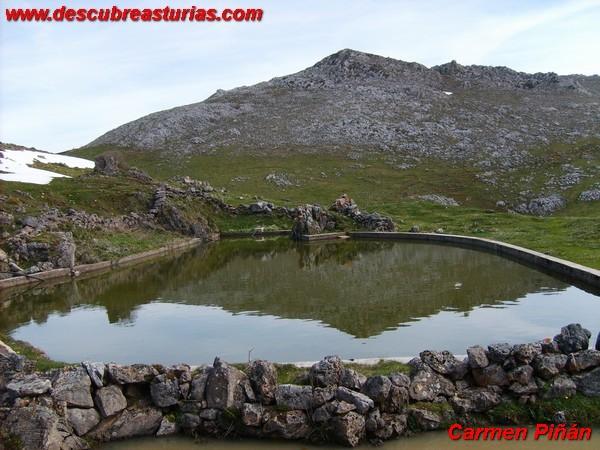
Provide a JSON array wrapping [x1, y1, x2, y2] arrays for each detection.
[[487, 395, 600, 426], [65, 142, 600, 268], [0, 333, 67, 371], [346, 360, 410, 377]]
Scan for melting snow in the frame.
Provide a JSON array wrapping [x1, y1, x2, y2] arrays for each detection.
[[0, 148, 94, 185], [443, 91, 453, 96]]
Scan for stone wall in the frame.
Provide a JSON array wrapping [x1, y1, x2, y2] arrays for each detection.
[[1, 324, 600, 449]]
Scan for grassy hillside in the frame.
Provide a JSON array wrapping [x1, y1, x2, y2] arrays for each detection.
[[64, 142, 600, 269]]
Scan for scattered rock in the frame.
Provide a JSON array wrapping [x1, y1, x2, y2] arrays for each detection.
[[417, 194, 459, 207], [579, 189, 600, 202]]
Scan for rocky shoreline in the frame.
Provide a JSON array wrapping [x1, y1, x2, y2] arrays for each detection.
[[1, 324, 600, 449]]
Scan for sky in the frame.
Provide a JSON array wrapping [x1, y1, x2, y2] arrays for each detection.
[[1, 0, 600, 152]]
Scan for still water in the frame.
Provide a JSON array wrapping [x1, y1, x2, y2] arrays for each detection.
[[1, 238, 598, 364], [100, 433, 598, 449]]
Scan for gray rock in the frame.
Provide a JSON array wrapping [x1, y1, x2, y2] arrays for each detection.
[[335, 400, 357, 415], [450, 388, 501, 413], [88, 406, 162, 441], [82, 361, 105, 388], [274, 384, 314, 410], [509, 380, 538, 396], [67, 408, 101, 436], [567, 350, 600, 373], [262, 409, 310, 440], [417, 194, 459, 207], [340, 368, 366, 391], [242, 403, 263, 427], [107, 363, 158, 384], [332, 411, 365, 447], [487, 343, 512, 364], [372, 412, 407, 440], [518, 194, 566, 216], [573, 367, 600, 396], [420, 350, 467, 379], [467, 345, 489, 369], [384, 385, 409, 413], [199, 408, 219, 420], [553, 324, 592, 354], [189, 369, 209, 401], [361, 375, 391, 405], [309, 355, 343, 387], [6, 374, 52, 396], [579, 189, 600, 202], [408, 407, 441, 431], [512, 343, 542, 364], [95, 385, 127, 417], [52, 367, 94, 408], [248, 360, 277, 404], [389, 372, 410, 389], [596, 332, 600, 351], [179, 413, 201, 430], [205, 357, 253, 410], [94, 154, 120, 176], [150, 374, 180, 408], [533, 354, 568, 380], [409, 370, 455, 401], [336, 386, 374, 414], [507, 365, 534, 385], [545, 375, 576, 399], [312, 404, 332, 424], [156, 416, 178, 436], [472, 364, 509, 387], [1, 405, 87, 450]]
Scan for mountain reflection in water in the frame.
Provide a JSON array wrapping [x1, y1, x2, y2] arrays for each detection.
[[2, 238, 598, 364]]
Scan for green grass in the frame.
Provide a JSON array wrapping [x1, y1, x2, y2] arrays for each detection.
[[488, 395, 600, 426], [65, 143, 600, 268], [0, 333, 68, 371]]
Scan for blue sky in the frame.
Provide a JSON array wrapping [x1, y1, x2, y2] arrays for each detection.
[[1, 0, 600, 152]]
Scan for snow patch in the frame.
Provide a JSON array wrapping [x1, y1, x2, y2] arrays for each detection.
[[0, 148, 94, 185], [443, 91, 453, 96]]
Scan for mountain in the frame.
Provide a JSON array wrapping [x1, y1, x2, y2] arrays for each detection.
[[88, 49, 600, 167]]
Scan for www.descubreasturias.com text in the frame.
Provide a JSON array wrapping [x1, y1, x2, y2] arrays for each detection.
[[5, 6, 263, 22]]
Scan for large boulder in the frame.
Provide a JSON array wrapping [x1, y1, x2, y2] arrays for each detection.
[[1, 405, 87, 450], [107, 364, 158, 384], [205, 358, 254, 410], [408, 407, 442, 431], [6, 374, 52, 397], [553, 324, 591, 354], [419, 350, 467, 380], [511, 343, 542, 364], [309, 355, 344, 387], [262, 409, 310, 440], [362, 375, 391, 406], [545, 375, 577, 399], [467, 346, 489, 369], [88, 407, 163, 441], [274, 385, 314, 410], [472, 364, 509, 387], [95, 385, 127, 418], [52, 367, 94, 408], [567, 350, 600, 373], [67, 408, 101, 436], [336, 386, 374, 414], [487, 343, 512, 364], [409, 370, 455, 401], [450, 388, 501, 413], [94, 154, 120, 176], [332, 411, 365, 447], [150, 374, 180, 408], [290, 205, 334, 239], [248, 360, 278, 404], [532, 354, 568, 380], [573, 367, 600, 397]]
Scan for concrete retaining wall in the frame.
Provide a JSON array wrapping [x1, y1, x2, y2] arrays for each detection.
[[349, 231, 600, 291], [0, 238, 202, 292]]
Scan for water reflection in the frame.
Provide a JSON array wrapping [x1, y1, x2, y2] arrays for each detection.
[[1, 238, 598, 364]]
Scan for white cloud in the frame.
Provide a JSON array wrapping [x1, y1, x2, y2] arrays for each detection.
[[1, 0, 599, 152]]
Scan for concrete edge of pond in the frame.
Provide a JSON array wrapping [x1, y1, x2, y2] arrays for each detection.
[[348, 231, 600, 291], [0, 238, 203, 293]]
